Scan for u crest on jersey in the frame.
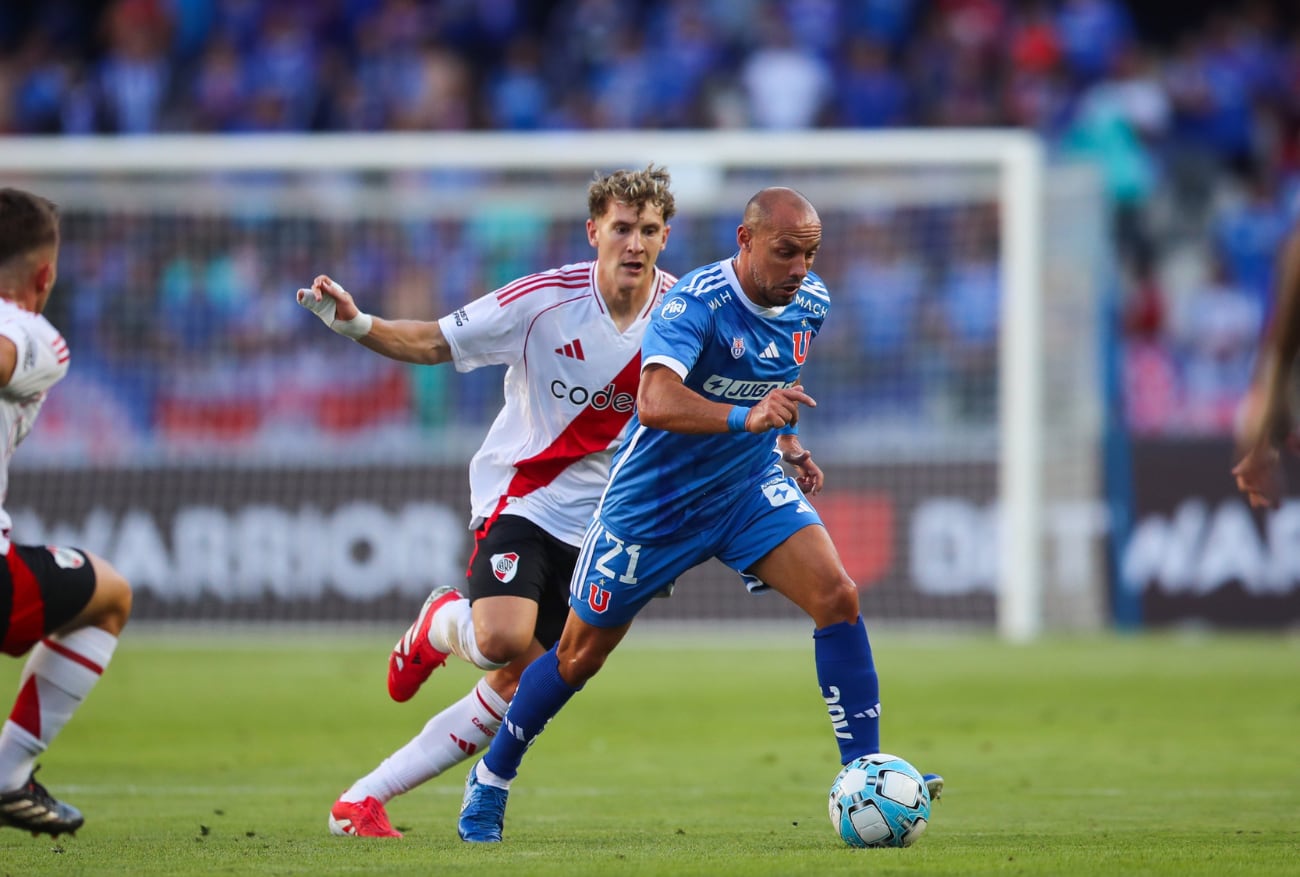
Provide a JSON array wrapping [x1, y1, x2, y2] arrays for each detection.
[[792, 330, 811, 365], [730, 336, 745, 359]]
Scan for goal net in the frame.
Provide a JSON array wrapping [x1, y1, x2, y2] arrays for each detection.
[[1, 131, 1107, 638]]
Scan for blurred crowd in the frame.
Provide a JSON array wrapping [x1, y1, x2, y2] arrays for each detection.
[[29, 197, 1004, 460], [3, 0, 1299, 445]]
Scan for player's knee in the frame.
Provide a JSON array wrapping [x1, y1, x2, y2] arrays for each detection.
[[101, 570, 133, 629], [90, 563, 133, 636], [476, 625, 532, 666], [805, 576, 860, 627]]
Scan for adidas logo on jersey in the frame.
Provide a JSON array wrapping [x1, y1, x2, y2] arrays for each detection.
[[758, 342, 780, 359], [554, 339, 585, 360]]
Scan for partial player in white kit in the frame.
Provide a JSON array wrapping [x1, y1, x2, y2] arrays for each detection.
[[0, 188, 133, 838], [296, 166, 676, 837]]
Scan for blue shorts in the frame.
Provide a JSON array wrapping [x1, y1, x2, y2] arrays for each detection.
[[569, 465, 824, 628]]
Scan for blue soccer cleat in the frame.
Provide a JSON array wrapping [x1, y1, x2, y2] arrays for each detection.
[[923, 772, 944, 803], [458, 763, 508, 843]]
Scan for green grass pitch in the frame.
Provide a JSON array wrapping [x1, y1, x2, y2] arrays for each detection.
[[0, 626, 1296, 876]]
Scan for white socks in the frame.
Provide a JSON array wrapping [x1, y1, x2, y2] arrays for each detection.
[[475, 759, 512, 791], [0, 627, 118, 791], [341, 678, 509, 804]]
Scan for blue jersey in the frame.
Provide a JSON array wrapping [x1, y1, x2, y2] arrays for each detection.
[[596, 257, 829, 541]]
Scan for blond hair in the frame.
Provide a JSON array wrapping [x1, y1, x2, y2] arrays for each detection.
[[588, 164, 675, 224]]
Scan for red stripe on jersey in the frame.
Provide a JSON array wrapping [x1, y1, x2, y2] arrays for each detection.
[[494, 270, 671, 502], [589, 272, 607, 315], [498, 276, 587, 307], [495, 266, 590, 307], [40, 636, 105, 675], [494, 275, 549, 306], [504, 351, 642, 499], [646, 271, 678, 317], [464, 503, 511, 579], [1, 548, 44, 656]]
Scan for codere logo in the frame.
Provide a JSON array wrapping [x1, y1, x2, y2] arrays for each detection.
[[549, 380, 635, 412]]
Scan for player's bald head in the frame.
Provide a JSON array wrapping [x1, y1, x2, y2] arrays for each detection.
[[741, 187, 819, 234], [733, 187, 822, 308]]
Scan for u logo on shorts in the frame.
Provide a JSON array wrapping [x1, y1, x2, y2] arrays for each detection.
[[586, 583, 612, 614]]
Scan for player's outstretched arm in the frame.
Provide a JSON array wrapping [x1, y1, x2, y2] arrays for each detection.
[[297, 274, 452, 365], [636, 365, 815, 434]]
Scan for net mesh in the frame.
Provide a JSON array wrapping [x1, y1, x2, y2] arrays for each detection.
[[5, 147, 1105, 630]]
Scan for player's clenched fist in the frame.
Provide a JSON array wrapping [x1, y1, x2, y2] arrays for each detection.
[[743, 385, 816, 433]]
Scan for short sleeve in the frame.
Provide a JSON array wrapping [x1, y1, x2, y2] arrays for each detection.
[[0, 314, 68, 398], [642, 294, 711, 379], [438, 291, 527, 373]]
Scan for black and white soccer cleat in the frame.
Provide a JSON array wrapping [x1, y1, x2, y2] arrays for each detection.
[[0, 769, 85, 837]]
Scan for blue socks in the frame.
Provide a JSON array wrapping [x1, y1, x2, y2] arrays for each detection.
[[482, 646, 579, 781], [813, 616, 881, 763], [482, 620, 879, 778]]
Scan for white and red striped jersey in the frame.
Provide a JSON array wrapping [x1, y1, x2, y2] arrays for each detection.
[[0, 299, 69, 552], [439, 261, 676, 546]]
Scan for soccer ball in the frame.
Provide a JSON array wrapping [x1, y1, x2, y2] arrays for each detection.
[[828, 753, 931, 848]]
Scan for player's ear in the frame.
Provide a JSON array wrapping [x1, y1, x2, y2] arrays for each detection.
[[31, 260, 57, 310], [586, 218, 598, 248], [33, 260, 53, 292]]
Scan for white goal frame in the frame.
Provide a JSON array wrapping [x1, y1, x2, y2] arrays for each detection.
[[1, 130, 1046, 641]]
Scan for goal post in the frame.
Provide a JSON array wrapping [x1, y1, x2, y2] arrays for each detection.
[[0, 130, 1100, 640], [997, 135, 1046, 643]]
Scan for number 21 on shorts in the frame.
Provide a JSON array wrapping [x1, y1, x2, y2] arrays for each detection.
[[574, 523, 642, 614]]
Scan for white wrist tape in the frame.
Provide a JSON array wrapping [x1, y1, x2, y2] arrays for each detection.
[[296, 288, 373, 340], [332, 312, 373, 339]]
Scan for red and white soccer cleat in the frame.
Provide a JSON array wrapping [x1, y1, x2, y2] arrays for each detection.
[[387, 585, 463, 702], [328, 795, 402, 838]]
